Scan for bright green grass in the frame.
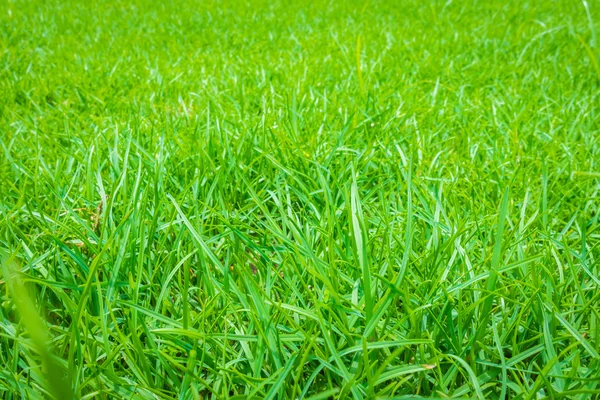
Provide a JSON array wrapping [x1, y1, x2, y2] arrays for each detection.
[[1, 0, 600, 398]]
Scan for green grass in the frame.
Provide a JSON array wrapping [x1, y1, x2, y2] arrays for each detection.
[[1, 0, 600, 398]]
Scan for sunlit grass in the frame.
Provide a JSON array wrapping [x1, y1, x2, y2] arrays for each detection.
[[1, 0, 599, 398]]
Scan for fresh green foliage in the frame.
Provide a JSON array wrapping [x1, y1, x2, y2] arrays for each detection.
[[1, 0, 600, 398]]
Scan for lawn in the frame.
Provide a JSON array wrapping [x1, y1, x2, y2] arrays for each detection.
[[1, 0, 600, 398]]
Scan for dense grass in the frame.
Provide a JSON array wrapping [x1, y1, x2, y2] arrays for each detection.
[[1, 0, 600, 398]]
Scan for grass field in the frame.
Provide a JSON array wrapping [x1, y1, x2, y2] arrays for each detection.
[[1, 0, 600, 398]]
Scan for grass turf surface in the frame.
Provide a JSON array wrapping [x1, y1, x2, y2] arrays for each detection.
[[1, 0, 600, 398]]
